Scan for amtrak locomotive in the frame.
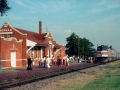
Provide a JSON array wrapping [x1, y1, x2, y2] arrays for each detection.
[[96, 45, 120, 63]]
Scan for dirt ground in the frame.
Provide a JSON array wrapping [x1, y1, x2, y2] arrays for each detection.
[[42, 61, 120, 90], [7, 60, 120, 90]]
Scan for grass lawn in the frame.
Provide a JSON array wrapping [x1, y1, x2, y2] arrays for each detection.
[[43, 61, 120, 90], [82, 65, 120, 90]]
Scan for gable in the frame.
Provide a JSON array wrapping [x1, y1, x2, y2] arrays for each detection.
[[0, 22, 63, 48], [0, 22, 26, 35], [45, 30, 53, 39]]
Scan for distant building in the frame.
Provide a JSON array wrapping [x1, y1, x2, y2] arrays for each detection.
[[0, 21, 65, 69]]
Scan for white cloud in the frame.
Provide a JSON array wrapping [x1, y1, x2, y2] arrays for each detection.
[[64, 29, 72, 33], [38, 1, 70, 13], [13, 0, 33, 9], [91, 0, 120, 14], [12, 0, 71, 14], [107, 4, 120, 9], [1, 14, 25, 20], [92, 8, 104, 13], [97, 0, 120, 9]]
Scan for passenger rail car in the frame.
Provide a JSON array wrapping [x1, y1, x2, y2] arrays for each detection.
[[96, 45, 120, 63]]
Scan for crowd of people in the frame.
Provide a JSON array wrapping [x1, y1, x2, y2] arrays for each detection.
[[27, 55, 94, 70], [38, 56, 70, 68], [27, 55, 70, 70]]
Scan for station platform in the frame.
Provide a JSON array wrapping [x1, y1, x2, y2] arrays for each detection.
[[0, 62, 89, 81]]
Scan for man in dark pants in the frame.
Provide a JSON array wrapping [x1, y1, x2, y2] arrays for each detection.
[[43, 56, 46, 68], [27, 56, 32, 70]]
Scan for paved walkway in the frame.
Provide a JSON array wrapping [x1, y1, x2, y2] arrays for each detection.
[[0, 62, 89, 81]]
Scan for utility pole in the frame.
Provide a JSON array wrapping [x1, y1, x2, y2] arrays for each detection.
[[76, 36, 80, 63], [78, 37, 79, 57]]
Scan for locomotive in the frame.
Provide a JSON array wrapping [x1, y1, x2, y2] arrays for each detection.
[[96, 45, 120, 63]]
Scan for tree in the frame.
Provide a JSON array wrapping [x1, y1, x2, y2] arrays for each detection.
[[80, 37, 94, 57], [66, 32, 96, 58], [0, 0, 11, 16], [66, 32, 79, 56]]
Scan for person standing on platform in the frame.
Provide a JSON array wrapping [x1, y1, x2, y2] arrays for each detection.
[[53, 57, 56, 65], [46, 56, 51, 68], [27, 56, 32, 70], [89, 56, 93, 63], [57, 56, 60, 66], [43, 56, 46, 68], [59, 57, 62, 66], [38, 57, 41, 66], [51, 56, 54, 65], [40, 57, 43, 67], [62, 56, 66, 65], [66, 57, 70, 66]]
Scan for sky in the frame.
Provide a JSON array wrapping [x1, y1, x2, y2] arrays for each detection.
[[0, 0, 120, 51]]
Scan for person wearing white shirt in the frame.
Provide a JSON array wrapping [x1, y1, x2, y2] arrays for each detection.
[[46, 56, 51, 68], [66, 57, 69, 66]]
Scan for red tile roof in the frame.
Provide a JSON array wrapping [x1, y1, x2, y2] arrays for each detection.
[[14, 27, 63, 47], [14, 27, 47, 44]]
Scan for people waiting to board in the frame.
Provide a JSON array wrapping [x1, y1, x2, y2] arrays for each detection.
[[62, 57, 66, 65], [46, 56, 51, 68], [38, 56, 46, 67], [89, 56, 93, 63], [53, 58, 56, 65], [40, 56, 45, 67], [27, 56, 32, 70], [51, 56, 54, 65], [27, 55, 80, 71], [38, 56, 51, 68], [66, 57, 70, 66], [38, 55, 72, 68], [84, 58, 87, 63], [56, 56, 60, 66]]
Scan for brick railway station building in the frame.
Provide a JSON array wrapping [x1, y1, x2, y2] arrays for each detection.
[[0, 21, 65, 69]]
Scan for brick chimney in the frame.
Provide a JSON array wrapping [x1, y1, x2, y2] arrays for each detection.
[[39, 21, 42, 34]]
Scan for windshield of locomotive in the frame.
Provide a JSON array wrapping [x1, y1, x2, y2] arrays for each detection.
[[97, 46, 108, 51]]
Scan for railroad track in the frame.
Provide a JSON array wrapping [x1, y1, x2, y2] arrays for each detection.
[[0, 60, 118, 89]]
